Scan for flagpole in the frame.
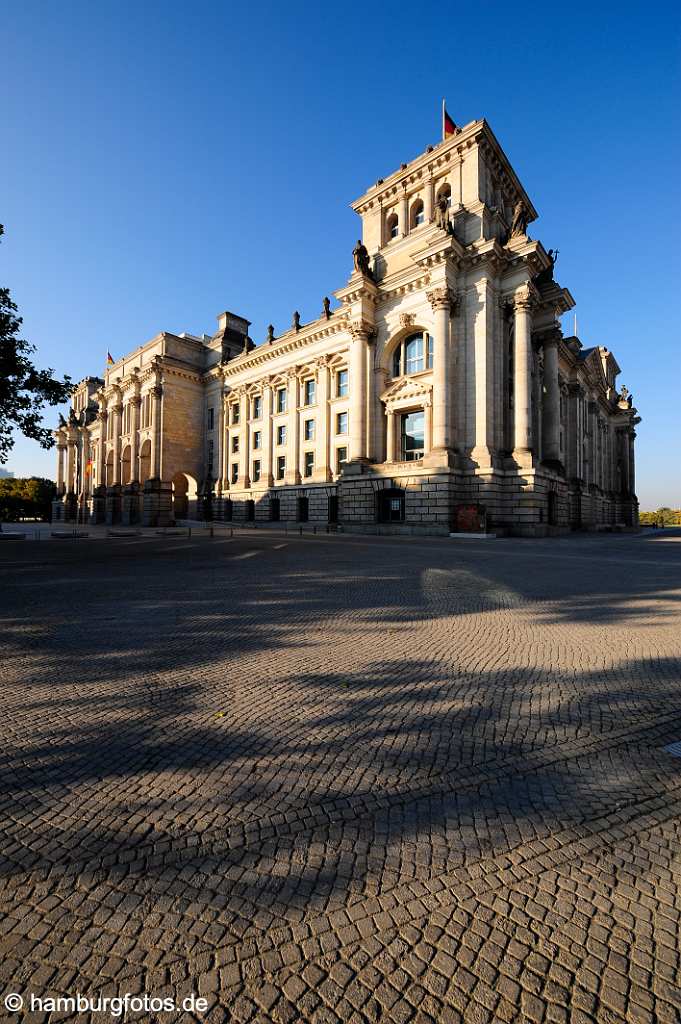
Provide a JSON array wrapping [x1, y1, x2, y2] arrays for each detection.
[[442, 98, 445, 141]]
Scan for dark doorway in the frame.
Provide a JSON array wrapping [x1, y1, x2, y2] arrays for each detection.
[[378, 488, 405, 523], [548, 491, 557, 526], [270, 497, 280, 521], [297, 496, 309, 522], [328, 495, 339, 524], [224, 499, 233, 522], [245, 499, 255, 522]]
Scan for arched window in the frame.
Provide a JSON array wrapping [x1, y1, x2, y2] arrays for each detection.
[[436, 183, 452, 208], [410, 199, 425, 228], [391, 331, 433, 377], [386, 212, 399, 240]]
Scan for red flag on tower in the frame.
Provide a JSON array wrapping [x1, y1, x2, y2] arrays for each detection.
[[442, 99, 457, 139]]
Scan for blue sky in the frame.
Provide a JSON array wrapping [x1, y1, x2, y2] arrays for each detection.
[[3, 0, 680, 508]]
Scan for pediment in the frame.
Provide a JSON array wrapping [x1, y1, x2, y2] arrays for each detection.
[[380, 375, 432, 406]]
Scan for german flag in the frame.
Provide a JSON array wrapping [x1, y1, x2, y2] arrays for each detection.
[[107, 351, 115, 366], [442, 100, 457, 139]]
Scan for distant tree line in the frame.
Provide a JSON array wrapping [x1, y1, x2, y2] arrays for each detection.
[[639, 507, 681, 527], [0, 477, 55, 521]]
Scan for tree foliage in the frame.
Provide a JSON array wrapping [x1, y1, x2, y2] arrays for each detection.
[[639, 507, 680, 526], [0, 225, 73, 464], [0, 476, 56, 521]]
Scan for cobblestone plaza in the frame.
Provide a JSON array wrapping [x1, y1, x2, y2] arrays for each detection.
[[0, 530, 679, 1023]]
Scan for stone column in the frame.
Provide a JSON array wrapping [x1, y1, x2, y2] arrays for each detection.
[[130, 395, 141, 481], [97, 411, 107, 486], [386, 409, 396, 462], [424, 402, 433, 454], [628, 429, 636, 495], [513, 284, 534, 464], [566, 384, 580, 479], [542, 332, 561, 464], [424, 178, 434, 223], [150, 385, 162, 478], [315, 358, 330, 481], [400, 186, 409, 238], [56, 442, 66, 495], [239, 389, 250, 488], [286, 371, 300, 485], [262, 381, 273, 485], [348, 323, 369, 462], [66, 432, 77, 492], [111, 402, 122, 484], [426, 287, 452, 453]]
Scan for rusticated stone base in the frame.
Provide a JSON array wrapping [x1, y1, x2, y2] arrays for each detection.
[[142, 479, 173, 527]]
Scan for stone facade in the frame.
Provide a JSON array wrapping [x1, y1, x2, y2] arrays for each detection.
[[53, 118, 640, 535]]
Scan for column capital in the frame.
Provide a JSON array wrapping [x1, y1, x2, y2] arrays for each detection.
[[151, 385, 163, 400], [129, 395, 141, 407], [426, 286, 454, 313], [513, 282, 539, 312], [348, 319, 374, 341]]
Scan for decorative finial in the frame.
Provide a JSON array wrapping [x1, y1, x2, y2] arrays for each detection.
[[322, 297, 331, 320], [292, 311, 301, 332], [267, 324, 275, 344]]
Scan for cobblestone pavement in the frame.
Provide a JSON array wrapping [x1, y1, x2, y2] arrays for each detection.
[[0, 530, 680, 1024]]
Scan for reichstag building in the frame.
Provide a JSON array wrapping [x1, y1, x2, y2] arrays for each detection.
[[53, 118, 639, 535]]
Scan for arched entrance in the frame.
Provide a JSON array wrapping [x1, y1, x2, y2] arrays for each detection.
[[139, 439, 151, 483], [171, 472, 198, 521], [121, 445, 132, 485], [105, 451, 114, 488]]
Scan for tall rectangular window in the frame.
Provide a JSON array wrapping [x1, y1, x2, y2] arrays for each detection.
[[336, 446, 348, 472], [253, 430, 261, 450], [207, 439, 214, 475], [252, 460, 261, 482], [276, 388, 287, 413], [401, 410, 425, 461], [232, 435, 239, 453], [276, 455, 286, 480], [304, 379, 316, 406], [276, 424, 287, 446], [304, 451, 314, 477], [252, 396, 262, 419], [207, 407, 214, 431], [336, 411, 348, 435], [304, 419, 315, 441], [231, 463, 239, 484], [405, 335, 424, 374], [337, 369, 348, 397], [232, 405, 240, 425]]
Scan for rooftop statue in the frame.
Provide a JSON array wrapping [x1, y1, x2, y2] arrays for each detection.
[[352, 239, 373, 279], [510, 199, 530, 238], [434, 194, 451, 233]]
